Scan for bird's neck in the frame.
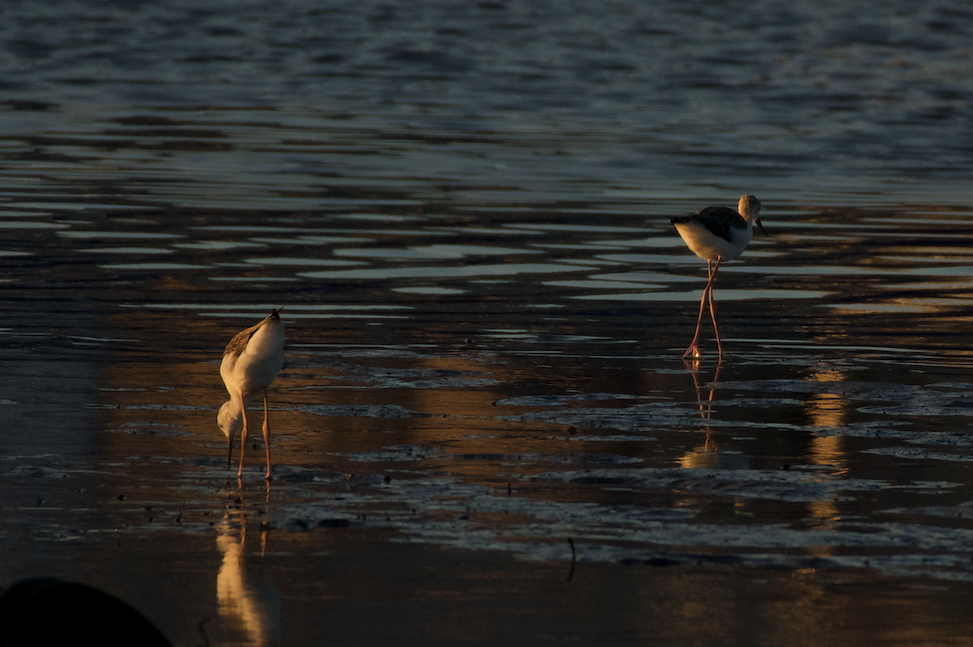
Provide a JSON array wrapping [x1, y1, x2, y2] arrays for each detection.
[[230, 392, 251, 409]]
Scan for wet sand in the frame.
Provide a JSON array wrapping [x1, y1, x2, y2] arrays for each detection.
[[8, 526, 973, 646]]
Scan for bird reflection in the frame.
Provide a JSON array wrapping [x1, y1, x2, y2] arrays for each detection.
[[216, 517, 281, 647], [678, 360, 748, 470], [686, 359, 722, 423], [678, 360, 721, 467]]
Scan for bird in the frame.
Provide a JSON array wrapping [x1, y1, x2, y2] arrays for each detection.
[[671, 195, 766, 360], [218, 309, 285, 479]]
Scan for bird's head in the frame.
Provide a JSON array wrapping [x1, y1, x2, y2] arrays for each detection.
[[218, 400, 243, 439], [738, 194, 767, 235]]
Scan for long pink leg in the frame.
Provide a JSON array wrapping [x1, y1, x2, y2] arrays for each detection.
[[683, 260, 716, 359], [262, 389, 272, 480], [707, 258, 724, 358], [237, 403, 249, 478]]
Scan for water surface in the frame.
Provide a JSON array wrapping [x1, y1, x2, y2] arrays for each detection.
[[3, 1, 973, 645]]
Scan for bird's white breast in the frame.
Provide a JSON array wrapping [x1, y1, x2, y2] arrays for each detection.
[[673, 220, 753, 262]]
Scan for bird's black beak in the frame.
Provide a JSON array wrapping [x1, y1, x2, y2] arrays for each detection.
[[756, 219, 767, 236]]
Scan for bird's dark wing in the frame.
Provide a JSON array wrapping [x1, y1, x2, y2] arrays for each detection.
[[671, 206, 747, 243], [223, 321, 261, 358], [222, 310, 282, 358]]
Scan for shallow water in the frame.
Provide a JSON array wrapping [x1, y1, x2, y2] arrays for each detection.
[[4, 1, 973, 645]]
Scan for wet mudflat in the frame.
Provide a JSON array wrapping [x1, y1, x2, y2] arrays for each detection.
[[5, 199, 973, 646], [4, 1, 973, 645]]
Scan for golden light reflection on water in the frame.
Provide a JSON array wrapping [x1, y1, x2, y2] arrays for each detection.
[[805, 368, 846, 431], [806, 392, 845, 429], [806, 499, 841, 528], [809, 435, 847, 472], [803, 368, 848, 529]]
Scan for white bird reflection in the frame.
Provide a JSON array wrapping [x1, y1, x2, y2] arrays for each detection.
[[216, 518, 281, 647], [678, 361, 749, 470]]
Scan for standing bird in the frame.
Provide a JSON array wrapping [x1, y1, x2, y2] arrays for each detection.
[[671, 195, 766, 359], [218, 309, 285, 479]]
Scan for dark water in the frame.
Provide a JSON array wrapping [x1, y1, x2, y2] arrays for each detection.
[[4, 1, 973, 645]]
